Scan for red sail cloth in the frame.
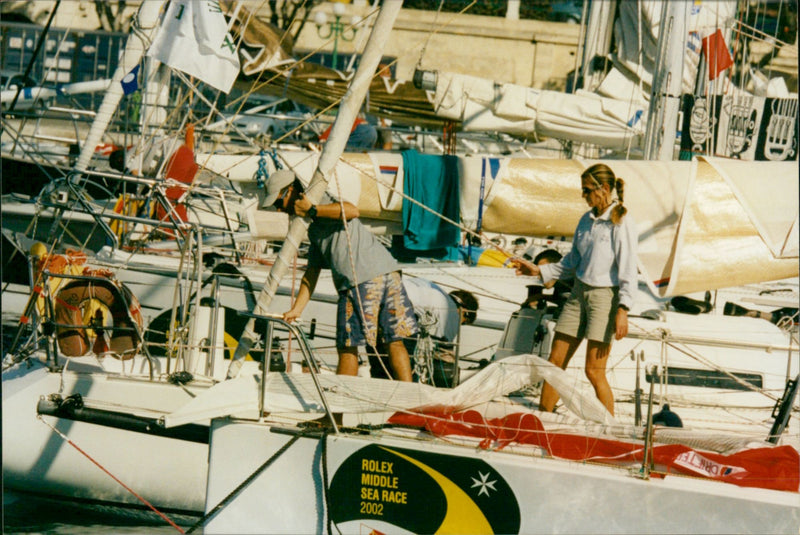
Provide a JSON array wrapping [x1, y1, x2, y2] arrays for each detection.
[[388, 408, 799, 493], [157, 125, 199, 228]]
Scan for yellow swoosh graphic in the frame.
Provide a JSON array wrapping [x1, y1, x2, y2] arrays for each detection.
[[380, 447, 493, 535]]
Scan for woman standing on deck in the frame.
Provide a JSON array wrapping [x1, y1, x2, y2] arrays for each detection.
[[512, 163, 638, 415]]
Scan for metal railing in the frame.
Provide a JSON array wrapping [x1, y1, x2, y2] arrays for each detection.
[[237, 309, 338, 432]]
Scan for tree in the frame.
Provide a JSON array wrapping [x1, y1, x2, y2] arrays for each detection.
[[265, 0, 326, 45], [94, 0, 130, 33]]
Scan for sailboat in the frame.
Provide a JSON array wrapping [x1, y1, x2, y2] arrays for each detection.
[[2, 0, 798, 529], [184, 4, 798, 530], [0, 0, 254, 516]]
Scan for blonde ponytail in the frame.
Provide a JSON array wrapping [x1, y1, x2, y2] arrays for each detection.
[[611, 177, 627, 225], [582, 163, 627, 225]]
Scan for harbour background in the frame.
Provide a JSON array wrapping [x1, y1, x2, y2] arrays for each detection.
[[3, 2, 797, 533]]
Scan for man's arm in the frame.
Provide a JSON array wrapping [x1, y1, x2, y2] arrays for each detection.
[[294, 193, 359, 220], [284, 266, 321, 322]]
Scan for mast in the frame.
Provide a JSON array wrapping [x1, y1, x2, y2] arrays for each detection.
[[227, 1, 404, 377], [643, 0, 689, 161], [580, 0, 617, 92], [73, 1, 166, 173]]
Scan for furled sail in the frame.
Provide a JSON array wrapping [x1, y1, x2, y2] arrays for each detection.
[[430, 72, 646, 150], [73, 1, 165, 173]]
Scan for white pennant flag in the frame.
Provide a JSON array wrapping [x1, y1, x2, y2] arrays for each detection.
[[148, 0, 240, 94]]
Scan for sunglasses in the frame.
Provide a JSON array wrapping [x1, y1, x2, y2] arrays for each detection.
[[274, 181, 300, 208], [581, 186, 599, 195], [273, 188, 291, 208]]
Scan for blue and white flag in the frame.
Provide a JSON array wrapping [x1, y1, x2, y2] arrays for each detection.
[[147, 0, 240, 94], [121, 64, 140, 95]]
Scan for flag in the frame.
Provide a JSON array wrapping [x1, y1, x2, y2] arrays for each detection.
[[701, 29, 733, 81], [120, 64, 140, 95], [147, 0, 240, 94]]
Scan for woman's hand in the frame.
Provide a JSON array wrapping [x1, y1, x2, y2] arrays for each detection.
[[510, 257, 539, 277], [615, 307, 628, 340]]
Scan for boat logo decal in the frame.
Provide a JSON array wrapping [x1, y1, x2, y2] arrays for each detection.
[[674, 450, 746, 479], [328, 443, 520, 534]]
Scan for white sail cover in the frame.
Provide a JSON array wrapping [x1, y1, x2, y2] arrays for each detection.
[[148, 0, 241, 94], [164, 355, 614, 427], [428, 1, 745, 150], [432, 72, 647, 150]]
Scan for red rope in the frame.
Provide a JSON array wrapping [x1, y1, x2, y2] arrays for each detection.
[[443, 121, 457, 155], [39, 416, 186, 533]]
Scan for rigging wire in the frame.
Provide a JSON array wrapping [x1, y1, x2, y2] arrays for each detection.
[[7, 0, 62, 113], [185, 432, 304, 533], [414, 0, 446, 70], [37, 414, 186, 533]]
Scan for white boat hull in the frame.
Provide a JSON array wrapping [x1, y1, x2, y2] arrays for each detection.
[[2, 356, 211, 513], [203, 418, 800, 534]]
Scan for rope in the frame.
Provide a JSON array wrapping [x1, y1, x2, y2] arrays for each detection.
[[186, 432, 303, 533], [443, 121, 457, 155], [255, 150, 269, 189], [414, 1, 477, 70], [269, 147, 284, 170], [619, 0, 646, 160], [412, 313, 438, 384], [414, 0, 444, 70], [37, 415, 186, 533], [468, 157, 488, 263]]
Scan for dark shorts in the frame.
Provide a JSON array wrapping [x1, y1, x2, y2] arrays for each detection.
[[336, 271, 418, 349]]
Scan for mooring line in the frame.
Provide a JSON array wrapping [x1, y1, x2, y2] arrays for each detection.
[[37, 415, 186, 533]]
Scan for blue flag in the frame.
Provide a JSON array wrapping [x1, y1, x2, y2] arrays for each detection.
[[121, 64, 140, 95]]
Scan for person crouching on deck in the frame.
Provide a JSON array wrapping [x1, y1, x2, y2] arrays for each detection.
[[264, 170, 418, 380]]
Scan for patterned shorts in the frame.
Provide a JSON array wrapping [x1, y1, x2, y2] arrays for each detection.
[[337, 271, 418, 349]]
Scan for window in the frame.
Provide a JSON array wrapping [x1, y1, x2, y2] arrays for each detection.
[[646, 367, 763, 391]]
